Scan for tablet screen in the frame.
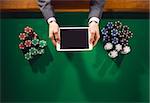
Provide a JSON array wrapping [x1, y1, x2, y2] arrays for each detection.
[[60, 29, 89, 49]]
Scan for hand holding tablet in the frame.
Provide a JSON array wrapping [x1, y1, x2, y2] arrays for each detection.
[[48, 19, 100, 51]]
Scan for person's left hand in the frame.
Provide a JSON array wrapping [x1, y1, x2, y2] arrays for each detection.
[[88, 21, 100, 47]]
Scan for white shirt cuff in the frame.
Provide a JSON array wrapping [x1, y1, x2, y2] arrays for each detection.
[[47, 17, 56, 24], [89, 17, 100, 24]]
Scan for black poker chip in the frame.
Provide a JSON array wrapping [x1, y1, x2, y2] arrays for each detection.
[[101, 21, 133, 58], [19, 26, 47, 61]]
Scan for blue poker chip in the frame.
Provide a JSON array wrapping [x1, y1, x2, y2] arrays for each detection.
[[101, 21, 133, 59], [107, 22, 114, 29], [111, 37, 119, 44], [103, 35, 111, 43], [111, 28, 119, 36], [101, 28, 109, 36]]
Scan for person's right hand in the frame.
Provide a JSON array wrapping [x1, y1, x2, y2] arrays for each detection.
[[49, 21, 60, 46]]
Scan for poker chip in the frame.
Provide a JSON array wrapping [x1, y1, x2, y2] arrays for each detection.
[[19, 33, 26, 40], [119, 33, 126, 38], [108, 50, 118, 58], [32, 38, 39, 46], [121, 46, 131, 54], [115, 44, 122, 52], [19, 42, 25, 49], [24, 52, 32, 60], [24, 26, 33, 33], [114, 21, 122, 29], [122, 25, 129, 33], [118, 31, 124, 38], [19, 26, 47, 61], [111, 28, 119, 36], [126, 31, 133, 39], [122, 31, 129, 37], [107, 22, 114, 29], [112, 37, 119, 45], [101, 28, 109, 36], [24, 40, 32, 47], [122, 25, 129, 30], [101, 21, 133, 58], [38, 49, 45, 54], [29, 47, 38, 55], [39, 40, 47, 48], [120, 39, 128, 46], [103, 35, 111, 42], [104, 42, 113, 50]]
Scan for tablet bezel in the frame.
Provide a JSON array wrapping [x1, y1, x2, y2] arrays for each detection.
[[56, 27, 93, 51]]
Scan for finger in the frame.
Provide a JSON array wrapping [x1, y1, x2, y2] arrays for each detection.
[[54, 29, 60, 43], [49, 29, 53, 39], [89, 29, 95, 45], [93, 32, 100, 47]]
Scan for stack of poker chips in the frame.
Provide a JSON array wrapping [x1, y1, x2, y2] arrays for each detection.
[[19, 26, 47, 60], [101, 21, 133, 58]]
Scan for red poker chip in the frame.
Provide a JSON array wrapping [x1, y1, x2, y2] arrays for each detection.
[[19, 42, 25, 49], [24, 40, 32, 47], [19, 33, 26, 40], [24, 26, 33, 33]]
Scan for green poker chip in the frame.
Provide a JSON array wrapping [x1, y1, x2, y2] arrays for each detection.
[[39, 40, 47, 48], [19, 26, 48, 61], [32, 38, 39, 46], [25, 52, 32, 60], [38, 49, 44, 54], [29, 47, 38, 55]]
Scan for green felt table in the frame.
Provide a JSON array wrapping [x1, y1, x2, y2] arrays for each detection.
[[1, 12, 149, 103]]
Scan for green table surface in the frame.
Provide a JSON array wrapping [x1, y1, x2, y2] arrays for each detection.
[[1, 12, 149, 103]]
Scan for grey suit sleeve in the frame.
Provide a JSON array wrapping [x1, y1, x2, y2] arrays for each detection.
[[37, 0, 55, 20], [88, 0, 105, 19]]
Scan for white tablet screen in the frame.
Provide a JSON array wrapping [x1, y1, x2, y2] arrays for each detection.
[[60, 29, 89, 49]]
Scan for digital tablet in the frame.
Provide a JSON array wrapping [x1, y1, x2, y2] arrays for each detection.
[[56, 27, 93, 51]]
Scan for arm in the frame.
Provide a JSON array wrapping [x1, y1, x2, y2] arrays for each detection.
[[89, 0, 105, 19], [37, 0, 55, 20], [88, 0, 105, 47], [37, 0, 60, 46]]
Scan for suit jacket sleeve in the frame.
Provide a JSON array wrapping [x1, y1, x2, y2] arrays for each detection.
[[37, 0, 55, 20], [89, 0, 105, 19]]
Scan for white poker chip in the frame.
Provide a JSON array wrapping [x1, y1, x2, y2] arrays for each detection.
[[121, 46, 131, 54], [115, 44, 122, 52], [104, 42, 113, 50], [108, 50, 118, 58]]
